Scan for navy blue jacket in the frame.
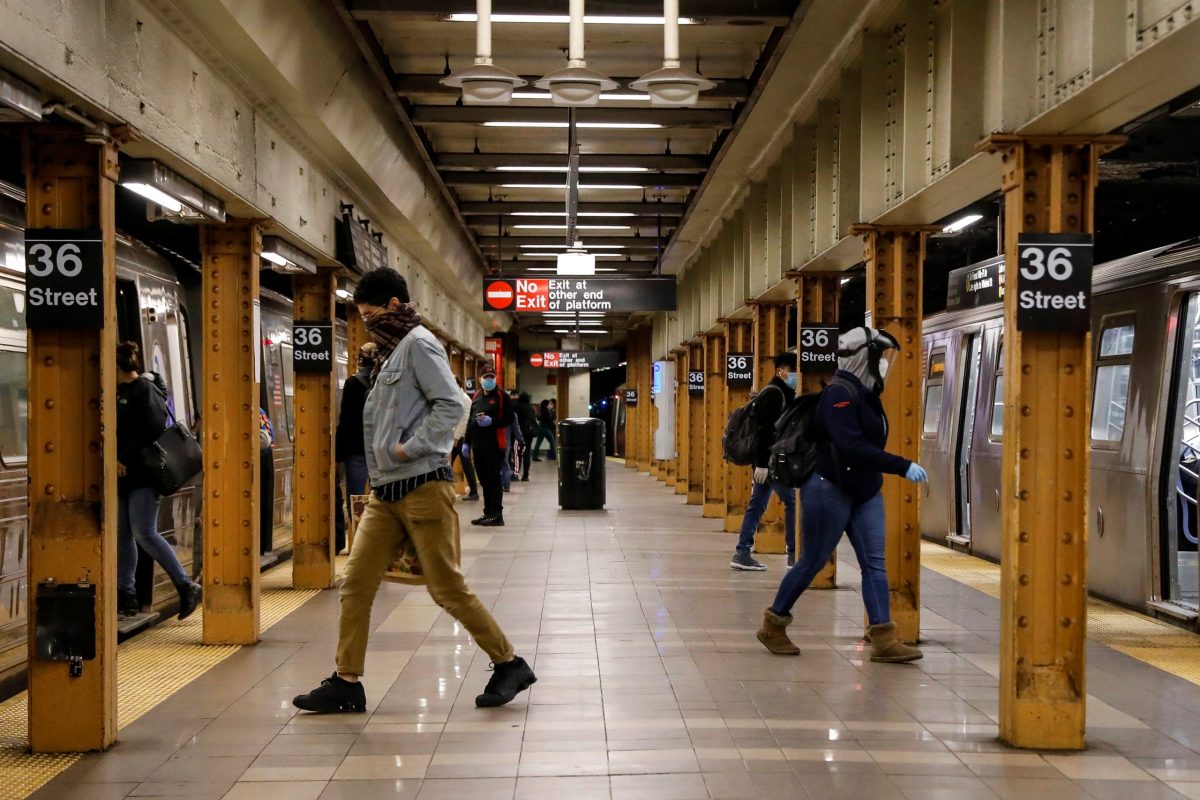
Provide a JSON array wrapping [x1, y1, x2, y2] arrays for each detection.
[[752, 376, 790, 469], [814, 370, 911, 502]]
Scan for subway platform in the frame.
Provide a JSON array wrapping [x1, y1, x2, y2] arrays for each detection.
[[11, 461, 1200, 800]]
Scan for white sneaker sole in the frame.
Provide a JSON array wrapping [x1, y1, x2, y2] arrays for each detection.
[[730, 561, 768, 571]]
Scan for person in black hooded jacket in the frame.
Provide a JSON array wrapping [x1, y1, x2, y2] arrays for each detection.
[[115, 341, 202, 620]]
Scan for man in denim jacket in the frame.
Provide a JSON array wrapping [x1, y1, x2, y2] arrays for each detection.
[[293, 269, 536, 712]]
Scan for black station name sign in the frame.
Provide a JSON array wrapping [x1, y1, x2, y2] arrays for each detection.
[[625, 388, 638, 406], [688, 369, 704, 396], [726, 353, 753, 387], [799, 325, 839, 373], [1016, 234, 1093, 332], [483, 277, 676, 313], [945, 259, 1005, 311], [25, 228, 105, 329], [292, 321, 334, 372]]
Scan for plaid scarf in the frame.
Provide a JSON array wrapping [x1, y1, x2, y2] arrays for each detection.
[[365, 304, 422, 380]]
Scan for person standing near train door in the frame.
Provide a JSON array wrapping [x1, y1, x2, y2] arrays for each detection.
[[468, 365, 512, 526], [259, 406, 276, 556], [292, 268, 536, 713], [335, 342, 378, 552]]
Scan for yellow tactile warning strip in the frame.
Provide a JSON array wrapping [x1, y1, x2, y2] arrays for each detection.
[[0, 556, 346, 800], [921, 541, 1200, 686]]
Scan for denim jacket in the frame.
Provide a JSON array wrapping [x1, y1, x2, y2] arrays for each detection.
[[362, 325, 466, 486]]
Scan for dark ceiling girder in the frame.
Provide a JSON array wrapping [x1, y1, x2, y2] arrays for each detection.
[[468, 215, 679, 227], [348, 0, 794, 25], [480, 236, 664, 248], [460, 201, 687, 215], [443, 171, 701, 188], [437, 152, 711, 171], [411, 106, 734, 128], [394, 74, 750, 101]]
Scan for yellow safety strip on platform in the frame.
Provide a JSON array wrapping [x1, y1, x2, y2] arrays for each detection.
[[921, 541, 1200, 686], [0, 557, 345, 800]]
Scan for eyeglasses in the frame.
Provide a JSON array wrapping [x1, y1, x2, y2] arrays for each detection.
[[360, 305, 385, 324]]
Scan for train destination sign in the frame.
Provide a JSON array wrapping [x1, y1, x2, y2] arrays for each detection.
[[726, 353, 753, 387], [530, 351, 621, 370], [945, 259, 1005, 311], [483, 277, 676, 313], [688, 370, 704, 396], [1015, 234, 1093, 332], [25, 228, 105, 329], [292, 321, 334, 372], [799, 325, 839, 373]]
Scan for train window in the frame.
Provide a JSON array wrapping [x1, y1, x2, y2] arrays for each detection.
[[922, 351, 946, 436], [989, 342, 1005, 439], [1092, 320, 1136, 442], [0, 348, 26, 462], [279, 342, 296, 441], [0, 285, 24, 331]]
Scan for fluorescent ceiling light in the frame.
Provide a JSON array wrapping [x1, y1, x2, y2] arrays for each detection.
[[122, 183, 183, 213], [553, 328, 610, 334], [483, 121, 662, 129], [511, 211, 636, 217], [839, 277, 851, 285], [261, 251, 288, 267], [512, 91, 651, 101], [513, 224, 631, 230], [445, 13, 697, 24], [523, 253, 625, 259], [520, 244, 626, 249], [335, 288, 354, 301], [260, 235, 317, 274], [119, 159, 226, 222], [495, 166, 650, 173], [943, 213, 984, 233]]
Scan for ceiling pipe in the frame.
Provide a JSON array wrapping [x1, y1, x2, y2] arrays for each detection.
[[630, 0, 715, 106], [440, 0, 526, 105], [534, 0, 617, 106]]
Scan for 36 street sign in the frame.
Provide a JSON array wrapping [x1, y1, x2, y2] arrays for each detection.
[[799, 325, 839, 373], [293, 321, 334, 372], [482, 277, 676, 313], [625, 389, 638, 406], [25, 228, 104, 329], [530, 351, 621, 370], [688, 370, 704, 396], [726, 353, 753, 387], [1016, 234, 1093, 332]]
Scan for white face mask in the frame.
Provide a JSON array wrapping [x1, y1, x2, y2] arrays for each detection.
[[877, 357, 890, 381]]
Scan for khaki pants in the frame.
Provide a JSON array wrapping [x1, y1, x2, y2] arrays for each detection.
[[336, 480, 514, 676]]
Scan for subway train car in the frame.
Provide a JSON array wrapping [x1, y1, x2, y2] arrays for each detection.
[[0, 184, 350, 690], [920, 241, 1200, 628]]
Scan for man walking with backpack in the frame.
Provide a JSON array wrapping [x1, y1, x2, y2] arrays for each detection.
[[731, 352, 799, 571]]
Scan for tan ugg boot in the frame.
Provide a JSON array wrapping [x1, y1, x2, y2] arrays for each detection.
[[757, 608, 800, 656], [867, 622, 923, 663]]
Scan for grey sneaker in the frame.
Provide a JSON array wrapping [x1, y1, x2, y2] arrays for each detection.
[[730, 551, 767, 571]]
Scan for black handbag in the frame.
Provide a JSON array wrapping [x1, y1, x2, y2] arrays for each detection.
[[140, 409, 203, 496]]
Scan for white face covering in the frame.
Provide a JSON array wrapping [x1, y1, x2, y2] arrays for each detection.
[[877, 357, 890, 381]]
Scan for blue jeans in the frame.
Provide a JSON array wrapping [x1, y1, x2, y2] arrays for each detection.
[[531, 425, 556, 458], [770, 474, 891, 625], [118, 487, 189, 593], [335, 454, 370, 552], [736, 480, 796, 553]]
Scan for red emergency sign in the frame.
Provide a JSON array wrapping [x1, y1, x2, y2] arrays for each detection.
[[529, 353, 544, 367], [484, 278, 549, 311]]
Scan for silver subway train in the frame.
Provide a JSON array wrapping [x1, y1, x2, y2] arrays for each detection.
[[0, 188, 350, 689]]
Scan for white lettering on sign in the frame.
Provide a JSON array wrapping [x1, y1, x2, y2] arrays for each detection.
[[1015, 234, 1092, 332], [27, 287, 99, 307], [27, 242, 84, 277], [294, 327, 324, 347]]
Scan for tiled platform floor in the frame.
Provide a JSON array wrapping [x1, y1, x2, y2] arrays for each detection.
[[28, 461, 1200, 800]]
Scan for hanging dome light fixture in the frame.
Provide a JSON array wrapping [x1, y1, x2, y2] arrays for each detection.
[[630, 0, 715, 106], [534, 0, 617, 106], [440, 0, 526, 104]]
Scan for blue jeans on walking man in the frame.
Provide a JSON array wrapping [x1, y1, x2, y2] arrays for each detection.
[[770, 473, 890, 625], [736, 480, 796, 554]]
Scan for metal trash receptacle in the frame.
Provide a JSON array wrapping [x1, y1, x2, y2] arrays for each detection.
[[557, 418, 606, 510]]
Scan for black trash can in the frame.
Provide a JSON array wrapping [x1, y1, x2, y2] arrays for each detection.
[[558, 418, 606, 510]]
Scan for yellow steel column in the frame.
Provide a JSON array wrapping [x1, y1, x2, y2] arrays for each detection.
[[752, 303, 790, 553], [347, 304, 368, 367], [723, 320, 753, 533], [672, 349, 686, 492], [855, 225, 936, 643], [702, 333, 725, 518], [24, 128, 119, 752], [687, 342, 704, 505], [638, 328, 654, 473], [796, 274, 841, 589], [291, 271, 336, 589], [200, 223, 262, 645], [624, 331, 639, 470], [980, 134, 1120, 750]]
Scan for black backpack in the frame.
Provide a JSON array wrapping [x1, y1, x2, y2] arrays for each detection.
[[721, 385, 783, 466], [767, 377, 859, 488]]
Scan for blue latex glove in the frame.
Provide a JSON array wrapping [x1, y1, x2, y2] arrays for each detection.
[[461, 443, 470, 458], [476, 414, 493, 427], [905, 463, 928, 483]]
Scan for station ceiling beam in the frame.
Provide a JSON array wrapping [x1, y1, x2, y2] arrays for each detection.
[[468, 215, 679, 228], [410, 106, 734, 128], [460, 201, 687, 215], [437, 152, 711, 171], [395, 74, 751, 101], [480, 236, 664, 248], [443, 171, 702, 188], [348, 0, 795, 25]]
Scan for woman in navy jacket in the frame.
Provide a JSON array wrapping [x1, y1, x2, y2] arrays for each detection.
[[756, 327, 928, 662]]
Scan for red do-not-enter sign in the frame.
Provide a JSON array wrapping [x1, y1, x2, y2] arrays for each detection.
[[529, 353, 544, 367], [485, 280, 515, 310]]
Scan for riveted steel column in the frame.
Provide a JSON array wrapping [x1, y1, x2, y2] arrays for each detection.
[[723, 320, 753, 533], [796, 274, 841, 589], [673, 349, 687, 494], [200, 223, 262, 645], [980, 134, 1121, 750], [347, 304, 368, 370], [292, 271, 336, 589], [855, 225, 937, 644], [639, 329, 655, 473], [702, 333, 725, 518], [687, 342, 704, 505], [752, 303, 791, 553], [24, 128, 119, 753]]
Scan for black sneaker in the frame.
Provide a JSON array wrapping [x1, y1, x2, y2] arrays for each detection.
[[520, 475, 529, 482], [293, 673, 367, 713], [478, 515, 505, 527], [786, 551, 796, 568], [118, 590, 139, 617], [475, 657, 537, 708], [502, 485, 511, 493], [463, 493, 480, 501], [176, 581, 203, 620], [471, 515, 493, 526], [730, 551, 767, 571]]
